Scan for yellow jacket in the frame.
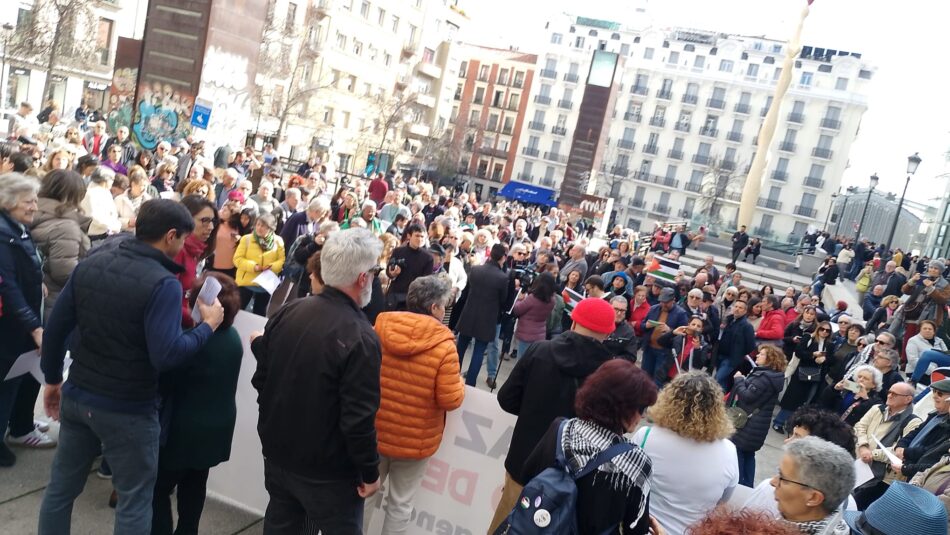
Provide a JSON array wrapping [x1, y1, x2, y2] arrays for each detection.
[[233, 233, 286, 287]]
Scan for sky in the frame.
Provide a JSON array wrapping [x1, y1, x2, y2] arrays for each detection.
[[461, 0, 950, 208]]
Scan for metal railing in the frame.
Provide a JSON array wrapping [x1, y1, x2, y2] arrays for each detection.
[[812, 147, 834, 159], [794, 205, 818, 218], [540, 69, 557, 79], [803, 176, 825, 189], [528, 121, 545, 131], [643, 144, 659, 155], [533, 95, 551, 105], [734, 103, 751, 114], [757, 198, 783, 210], [726, 131, 743, 142], [820, 117, 841, 130], [699, 126, 718, 138], [707, 98, 726, 109], [787, 112, 805, 124], [771, 170, 788, 181]]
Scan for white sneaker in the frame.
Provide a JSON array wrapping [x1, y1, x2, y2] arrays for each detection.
[[7, 429, 57, 449], [34, 420, 50, 433]]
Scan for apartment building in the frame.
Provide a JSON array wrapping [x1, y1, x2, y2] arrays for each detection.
[[449, 44, 536, 199], [513, 14, 873, 242]]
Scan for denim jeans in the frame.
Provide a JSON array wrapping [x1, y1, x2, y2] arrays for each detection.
[[39, 395, 160, 535], [736, 448, 757, 487], [772, 408, 793, 430], [516, 340, 535, 360], [457, 324, 500, 386], [912, 349, 950, 382], [262, 458, 362, 535], [641, 347, 669, 388], [716, 359, 738, 392]]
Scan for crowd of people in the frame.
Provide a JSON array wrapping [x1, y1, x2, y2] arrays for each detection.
[[0, 113, 948, 535]]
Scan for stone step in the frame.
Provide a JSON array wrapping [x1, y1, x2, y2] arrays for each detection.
[[677, 251, 814, 292]]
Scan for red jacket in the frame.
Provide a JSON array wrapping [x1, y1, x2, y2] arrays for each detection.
[[368, 178, 389, 205], [629, 299, 651, 336], [756, 309, 786, 340], [785, 307, 800, 325]]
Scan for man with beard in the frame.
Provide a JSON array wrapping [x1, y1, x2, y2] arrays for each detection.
[[251, 228, 383, 533]]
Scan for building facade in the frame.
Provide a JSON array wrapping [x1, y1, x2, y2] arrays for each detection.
[[830, 188, 923, 250], [512, 14, 874, 242]]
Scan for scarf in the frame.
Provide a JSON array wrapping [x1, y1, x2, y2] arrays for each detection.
[[254, 230, 275, 252], [560, 419, 651, 528], [789, 509, 849, 535]]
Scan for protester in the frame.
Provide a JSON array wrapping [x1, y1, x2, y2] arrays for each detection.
[[632, 372, 739, 535], [907, 320, 949, 380], [455, 243, 509, 388], [174, 195, 218, 325], [773, 320, 832, 432], [81, 166, 121, 241], [152, 272, 243, 535], [823, 364, 882, 426], [250, 228, 382, 533], [687, 507, 798, 535], [846, 482, 948, 535], [233, 212, 285, 316], [38, 199, 225, 532], [714, 299, 757, 390], [364, 274, 464, 533], [510, 272, 557, 358], [895, 379, 950, 480], [771, 436, 854, 533], [641, 287, 689, 387], [730, 345, 787, 487], [489, 297, 615, 533], [384, 223, 433, 311]]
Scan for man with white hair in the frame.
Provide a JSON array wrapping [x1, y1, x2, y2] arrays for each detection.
[[560, 244, 588, 284], [101, 126, 135, 167], [345, 200, 382, 236], [251, 228, 383, 533], [280, 196, 330, 246]]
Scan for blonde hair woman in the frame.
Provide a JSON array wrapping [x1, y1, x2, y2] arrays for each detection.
[[632, 372, 738, 534], [182, 179, 216, 203]]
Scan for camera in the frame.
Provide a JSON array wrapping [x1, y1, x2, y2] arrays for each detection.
[[513, 266, 538, 288], [387, 257, 407, 271]]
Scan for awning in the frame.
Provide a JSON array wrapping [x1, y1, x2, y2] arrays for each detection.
[[496, 180, 558, 207]]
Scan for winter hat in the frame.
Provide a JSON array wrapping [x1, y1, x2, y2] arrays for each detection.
[[571, 298, 616, 334], [227, 189, 246, 203], [929, 259, 946, 272], [844, 482, 946, 535]]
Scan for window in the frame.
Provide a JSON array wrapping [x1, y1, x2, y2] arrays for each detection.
[[818, 64, 832, 73], [685, 82, 698, 97], [858, 69, 872, 80], [697, 142, 711, 156], [409, 24, 417, 44], [473, 87, 485, 104], [719, 59, 733, 72], [459, 61, 468, 77], [809, 164, 825, 178], [800, 72, 813, 85], [801, 193, 816, 209], [835, 77, 849, 90], [783, 129, 797, 143], [574, 36, 585, 48], [551, 32, 562, 44], [739, 91, 751, 105], [16, 7, 32, 28], [479, 65, 490, 80], [422, 47, 434, 63], [689, 170, 703, 186], [773, 67, 782, 81], [588, 29, 598, 37], [672, 137, 684, 151], [383, 53, 391, 66], [360, 1, 369, 18], [532, 109, 544, 122], [693, 55, 705, 69], [724, 147, 736, 162], [96, 18, 114, 65], [620, 43, 630, 56], [652, 105, 666, 119], [508, 93, 519, 110], [286, 2, 297, 31], [667, 51, 680, 65], [746, 63, 759, 77], [352, 40, 363, 55], [665, 165, 677, 179], [498, 68, 509, 84], [341, 111, 351, 129], [323, 107, 334, 123], [622, 126, 635, 141], [711, 87, 725, 101], [335, 32, 347, 49], [760, 214, 773, 231], [469, 110, 480, 125], [644, 47, 654, 59], [817, 134, 832, 149], [825, 105, 841, 120], [391, 15, 399, 33], [539, 84, 551, 97], [377, 7, 385, 25]]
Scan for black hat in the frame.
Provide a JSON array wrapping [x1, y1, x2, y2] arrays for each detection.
[[428, 244, 446, 257], [630, 256, 646, 267]]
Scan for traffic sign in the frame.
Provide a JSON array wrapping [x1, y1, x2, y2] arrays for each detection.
[[191, 98, 212, 129]]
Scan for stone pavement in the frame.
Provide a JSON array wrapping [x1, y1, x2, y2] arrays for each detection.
[[0, 245, 858, 534]]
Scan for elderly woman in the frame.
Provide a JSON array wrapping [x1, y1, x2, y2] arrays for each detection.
[[907, 319, 949, 380], [81, 166, 121, 242], [730, 344, 787, 487], [823, 364, 883, 426], [0, 174, 48, 464], [471, 228, 494, 266], [364, 275, 465, 533], [867, 295, 900, 335], [771, 436, 854, 533], [233, 212, 285, 315], [632, 372, 739, 534], [115, 166, 152, 231], [151, 272, 243, 535], [507, 359, 659, 534], [250, 181, 279, 216]]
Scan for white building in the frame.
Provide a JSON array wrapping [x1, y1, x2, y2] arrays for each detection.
[[513, 14, 874, 242]]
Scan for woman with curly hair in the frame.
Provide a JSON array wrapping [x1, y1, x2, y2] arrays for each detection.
[[181, 178, 216, 203], [687, 507, 798, 535], [730, 344, 787, 487], [632, 372, 739, 535]]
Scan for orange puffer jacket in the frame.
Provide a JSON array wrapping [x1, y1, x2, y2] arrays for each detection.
[[374, 311, 465, 459]]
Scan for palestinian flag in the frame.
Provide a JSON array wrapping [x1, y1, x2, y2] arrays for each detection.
[[562, 287, 584, 312], [647, 254, 680, 286]]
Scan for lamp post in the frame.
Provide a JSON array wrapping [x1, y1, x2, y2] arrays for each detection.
[[855, 173, 879, 243], [833, 187, 857, 237], [822, 192, 838, 233], [884, 152, 922, 251], [1, 22, 14, 106]]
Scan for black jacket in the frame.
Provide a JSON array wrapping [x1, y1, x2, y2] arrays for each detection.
[[732, 231, 749, 252], [251, 287, 381, 483], [898, 412, 950, 478], [717, 315, 756, 365], [497, 331, 613, 484], [730, 367, 785, 452], [0, 211, 42, 364], [456, 261, 509, 341], [821, 264, 840, 285]]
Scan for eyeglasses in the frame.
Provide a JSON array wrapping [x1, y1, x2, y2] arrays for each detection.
[[775, 470, 815, 490], [887, 391, 912, 398], [613, 308, 627, 313], [818, 328, 831, 333], [875, 339, 891, 345], [198, 216, 218, 225]]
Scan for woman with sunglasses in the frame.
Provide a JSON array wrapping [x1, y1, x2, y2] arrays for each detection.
[[174, 195, 218, 327], [101, 145, 128, 176], [773, 318, 832, 433]]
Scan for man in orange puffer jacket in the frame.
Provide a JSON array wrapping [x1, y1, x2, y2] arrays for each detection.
[[364, 274, 465, 533]]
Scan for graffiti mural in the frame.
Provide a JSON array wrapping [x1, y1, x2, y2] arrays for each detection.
[[131, 82, 194, 150], [105, 37, 142, 135], [197, 45, 252, 147]]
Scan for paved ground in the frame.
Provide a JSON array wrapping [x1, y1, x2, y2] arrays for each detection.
[[0, 242, 848, 534]]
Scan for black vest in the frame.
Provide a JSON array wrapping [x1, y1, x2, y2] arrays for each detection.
[[69, 239, 183, 402]]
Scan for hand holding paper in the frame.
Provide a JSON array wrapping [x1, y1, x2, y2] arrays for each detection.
[[252, 270, 281, 295], [871, 434, 902, 468], [191, 276, 223, 324]]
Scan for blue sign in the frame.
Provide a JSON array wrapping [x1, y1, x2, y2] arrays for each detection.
[[190, 100, 212, 129]]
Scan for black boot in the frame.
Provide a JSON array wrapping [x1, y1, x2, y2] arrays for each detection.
[[0, 443, 17, 467]]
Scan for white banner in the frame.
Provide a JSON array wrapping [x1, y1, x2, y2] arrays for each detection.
[[211, 310, 517, 534]]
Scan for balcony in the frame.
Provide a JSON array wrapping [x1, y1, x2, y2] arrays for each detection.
[[771, 170, 788, 182], [631, 85, 649, 96], [726, 131, 743, 142], [707, 98, 726, 110], [406, 123, 430, 138], [649, 116, 665, 127], [794, 205, 818, 218], [551, 125, 567, 136], [544, 151, 568, 163], [401, 40, 418, 58], [417, 61, 442, 79], [522, 147, 540, 157], [699, 126, 718, 138], [721, 159, 737, 171], [414, 93, 436, 108], [681, 94, 698, 105], [528, 121, 546, 132], [534, 95, 551, 105], [753, 226, 772, 237], [497, 76, 509, 86], [778, 141, 797, 153], [757, 198, 783, 211], [820, 117, 842, 130], [540, 69, 557, 79], [563, 72, 580, 83], [517, 172, 534, 182], [477, 146, 509, 159], [610, 165, 630, 176], [692, 154, 712, 165], [629, 199, 647, 209], [557, 99, 573, 110], [623, 111, 642, 123], [684, 182, 702, 193], [734, 103, 751, 114], [678, 209, 693, 219], [634, 172, 680, 189], [673, 122, 691, 133], [656, 89, 673, 100], [812, 147, 834, 160], [787, 112, 805, 124], [667, 149, 684, 160], [643, 144, 659, 155], [651, 203, 672, 215], [617, 139, 635, 150], [803, 176, 825, 189]]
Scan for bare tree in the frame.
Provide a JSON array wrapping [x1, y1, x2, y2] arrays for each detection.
[[696, 155, 745, 228], [597, 146, 632, 199], [9, 0, 99, 104], [364, 90, 418, 174]]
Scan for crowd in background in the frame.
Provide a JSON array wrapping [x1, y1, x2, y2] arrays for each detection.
[[0, 105, 948, 535]]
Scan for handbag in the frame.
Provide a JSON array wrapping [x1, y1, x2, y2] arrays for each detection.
[[724, 388, 755, 429], [797, 366, 822, 382]]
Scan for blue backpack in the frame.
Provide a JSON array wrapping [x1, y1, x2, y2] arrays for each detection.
[[493, 420, 635, 535]]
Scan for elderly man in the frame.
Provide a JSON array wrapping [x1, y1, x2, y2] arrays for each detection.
[[843, 331, 897, 381], [895, 379, 950, 481], [378, 191, 409, 224], [101, 126, 136, 167], [345, 200, 382, 236], [693, 256, 721, 287], [863, 284, 885, 321], [251, 229, 382, 533], [641, 287, 689, 387], [560, 244, 589, 284], [280, 196, 330, 246], [891, 259, 950, 360], [852, 382, 922, 508], [873, 261, 907, 298], [771, 437, 855, 532]]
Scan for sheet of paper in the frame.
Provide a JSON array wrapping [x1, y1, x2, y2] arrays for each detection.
[[190, 275, 223, 324], [252, 269, 281, 294], [871, 433, 902, 466], [5, 350, 39, 381]]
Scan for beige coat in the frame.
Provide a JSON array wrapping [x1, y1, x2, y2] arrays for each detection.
[[854, 403, 922, 482]]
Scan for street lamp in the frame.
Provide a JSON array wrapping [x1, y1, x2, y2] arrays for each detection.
[[855, 173, 879, 243], [822, 192, 838, 233], [884, 152, 922, 250]]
